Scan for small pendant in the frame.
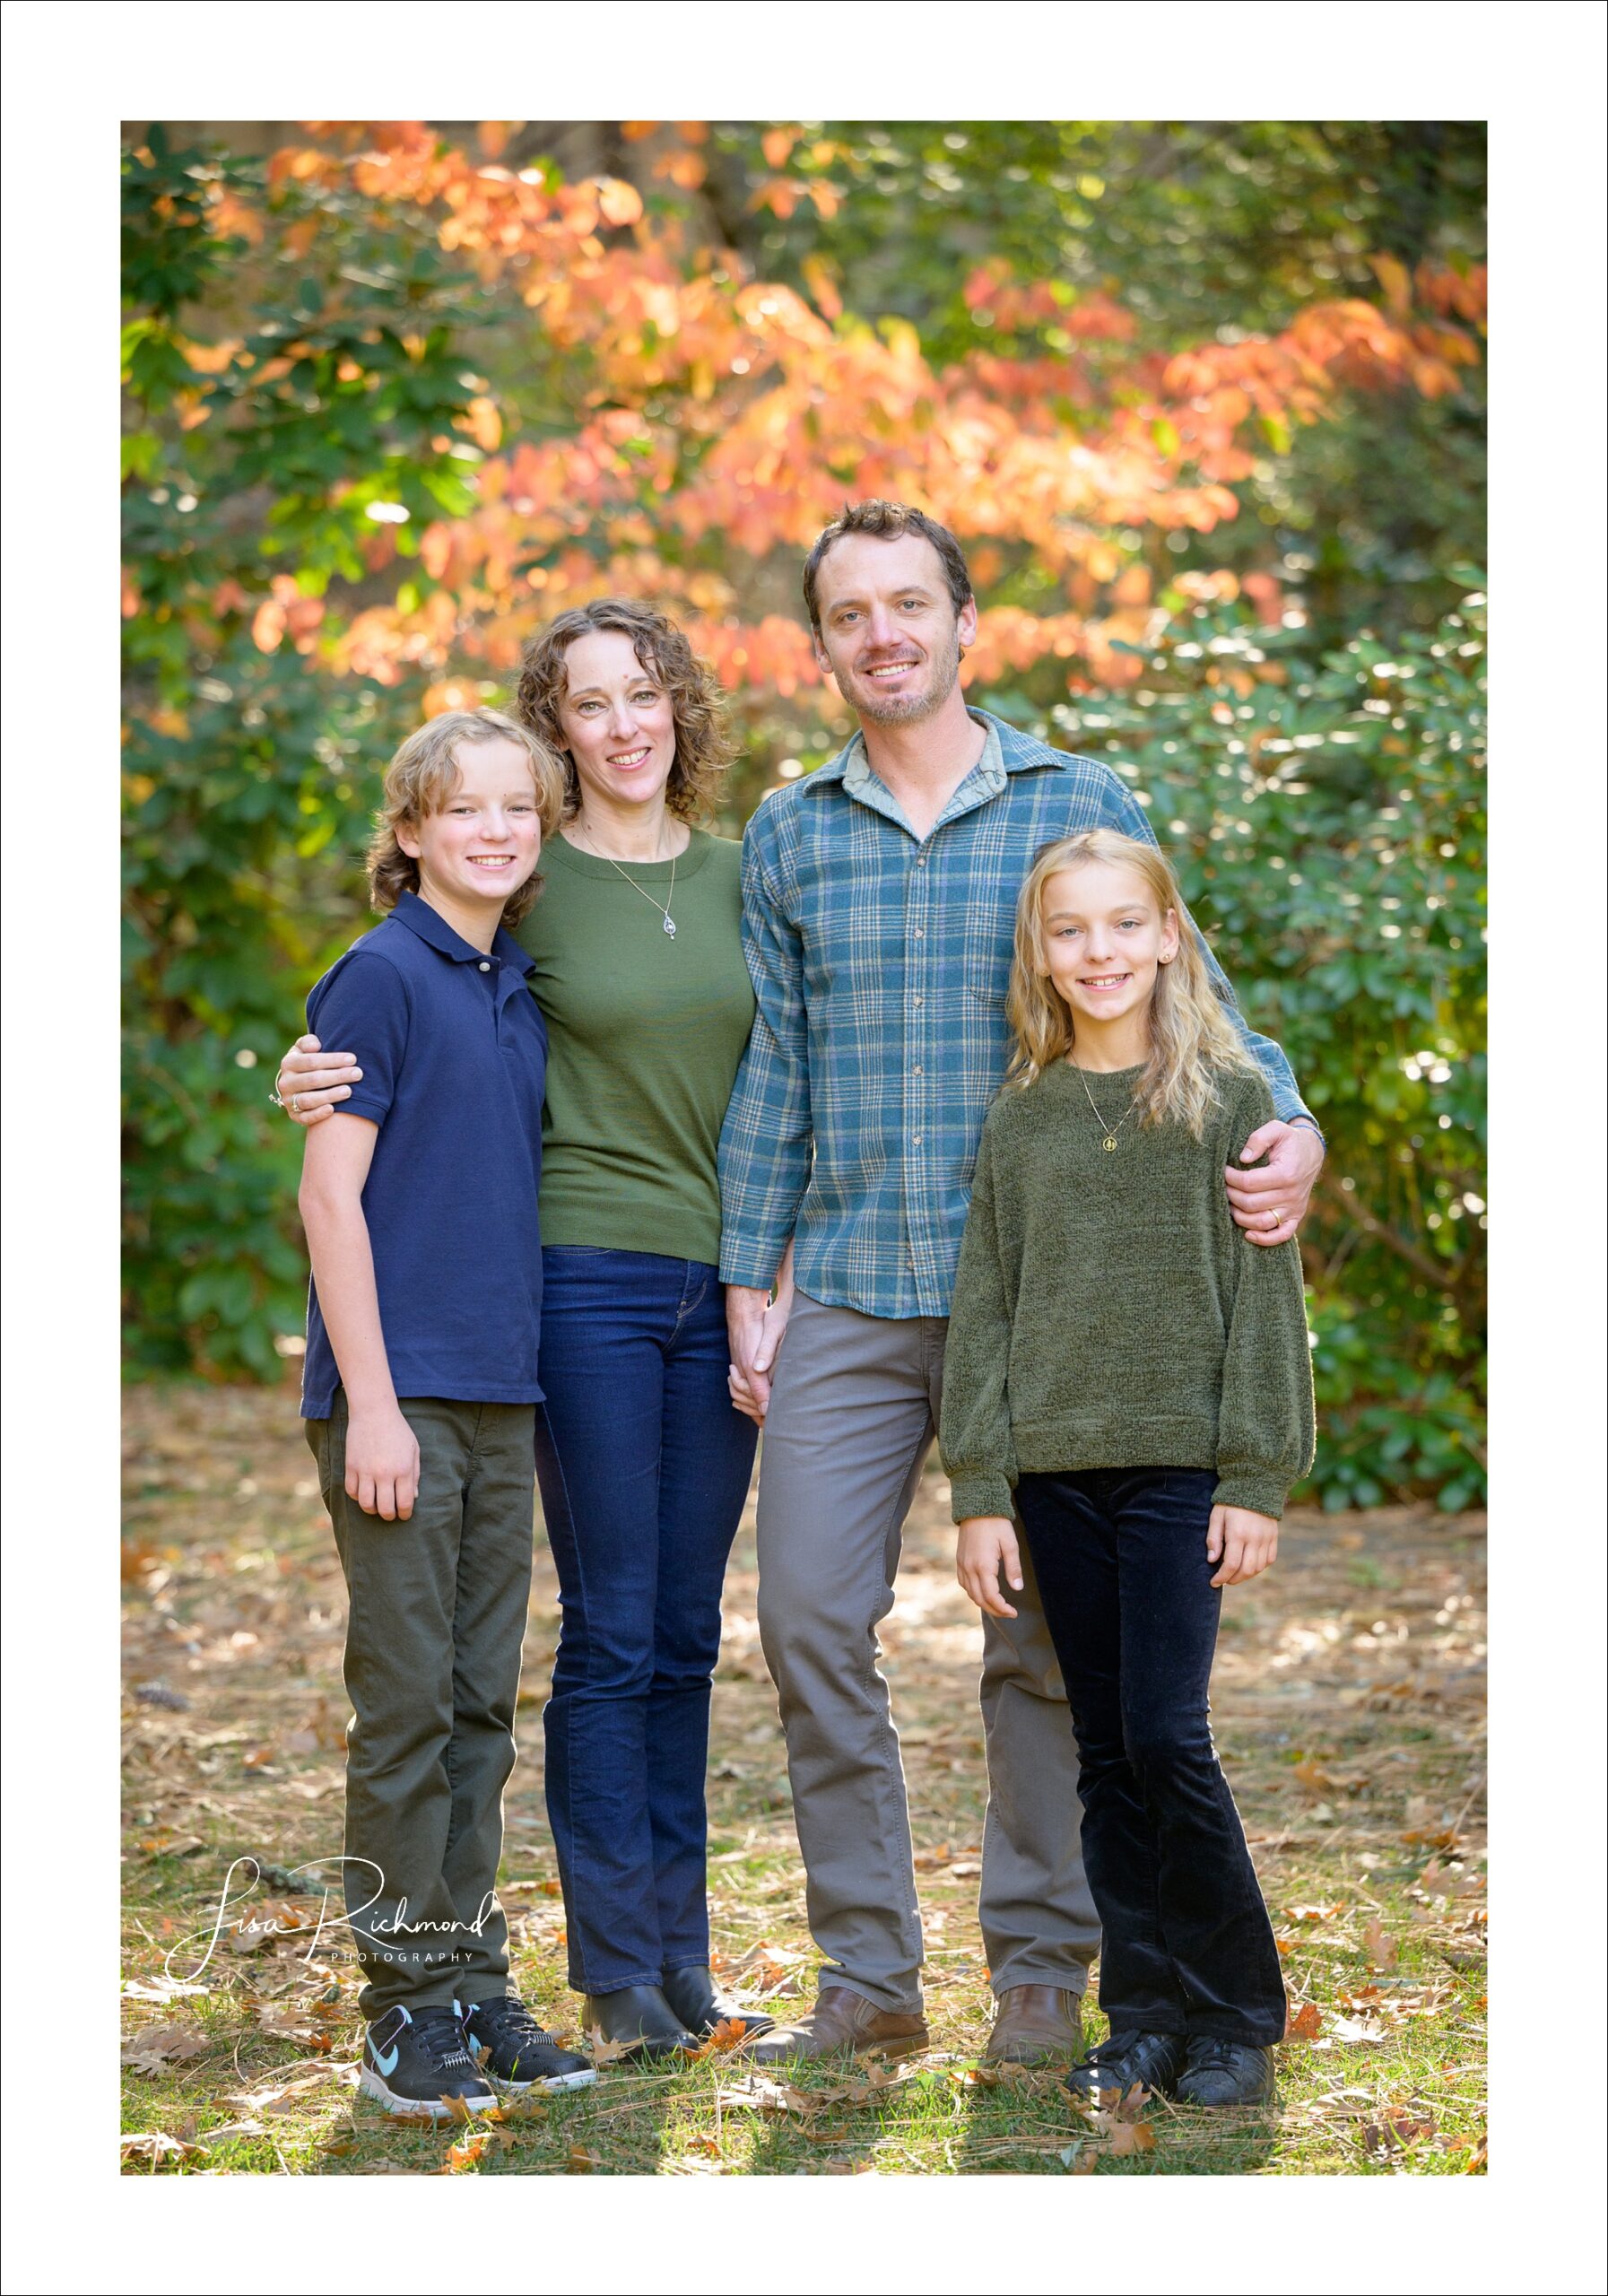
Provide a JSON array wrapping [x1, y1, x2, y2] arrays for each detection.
[[663, 916, 676, 938], [1102, 1135, 1117, 1152]]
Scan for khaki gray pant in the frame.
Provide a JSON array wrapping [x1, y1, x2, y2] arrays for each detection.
[[755, 1293, 1100, 2015], [306, 1392, 536, 2020]]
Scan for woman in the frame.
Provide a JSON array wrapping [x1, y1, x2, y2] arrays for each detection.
[[276, 598, 787, 2057]]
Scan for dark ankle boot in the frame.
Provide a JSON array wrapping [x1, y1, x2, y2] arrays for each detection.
[[580, 1983, 698, 2061], [1175, 2035, 1276, 2107], [1065, 2030, 1186, 2101], [661, 1964, 776, 2039]]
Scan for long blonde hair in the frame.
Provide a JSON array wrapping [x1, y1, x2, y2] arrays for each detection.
[[1004, 828, 1256, 1136]]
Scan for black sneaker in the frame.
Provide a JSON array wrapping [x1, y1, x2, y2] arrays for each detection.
[[1175, 2035, 1276, 2107], [461, 1994, 597, 2093], [1065, 2030, 1186, 2103], [359, 2004, 498, 2119]]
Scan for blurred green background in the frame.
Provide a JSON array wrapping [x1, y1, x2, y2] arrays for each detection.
[[121, 120, 1486, 1509]]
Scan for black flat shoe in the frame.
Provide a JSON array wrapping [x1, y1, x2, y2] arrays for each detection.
[[580, 1984, 699, 2061], [1065, 2030, 1186, 2102], [661, 1963, 776, 2039], [1175, 2035, 1276, 2107]]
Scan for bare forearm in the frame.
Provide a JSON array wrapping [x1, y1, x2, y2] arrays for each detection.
[[299, 1187, 396, 1410]]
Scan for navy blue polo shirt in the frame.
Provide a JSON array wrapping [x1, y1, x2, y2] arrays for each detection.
[[300, 890, 547, 1418]]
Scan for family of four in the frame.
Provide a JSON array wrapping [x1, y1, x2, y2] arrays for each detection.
[[276, 500, 1319, 2123]]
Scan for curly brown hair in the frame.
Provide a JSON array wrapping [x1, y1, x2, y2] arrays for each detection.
[[366, 708, 566, 931], [512, 598, 735, 824]]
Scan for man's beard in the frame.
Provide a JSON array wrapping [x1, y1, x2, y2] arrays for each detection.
[[848, 622, 964, 727]]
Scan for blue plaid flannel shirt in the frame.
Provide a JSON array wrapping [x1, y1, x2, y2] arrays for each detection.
[[717, 710, 1314, 1319]]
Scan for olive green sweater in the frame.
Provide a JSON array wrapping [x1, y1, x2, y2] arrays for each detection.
[[515, 829, 756, 1266], [940, 1058, 1316, 1523]]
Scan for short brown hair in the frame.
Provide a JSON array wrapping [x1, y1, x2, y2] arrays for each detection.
[[802, 500, 975, 639], [366, 708, 566, 930], [513, 598, 735, 823]]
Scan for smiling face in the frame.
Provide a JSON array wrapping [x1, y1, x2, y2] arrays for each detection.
[[552, 627, 678, 815], [395, 735, 543, 932], [1040, 858, 1180, 1053], [811, 530, 978, 727]]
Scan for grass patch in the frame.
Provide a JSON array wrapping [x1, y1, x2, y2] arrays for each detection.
[[122, 1383, 1486, 2177]]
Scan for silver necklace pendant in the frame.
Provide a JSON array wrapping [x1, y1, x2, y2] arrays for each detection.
[[663, 915, 677, 938]]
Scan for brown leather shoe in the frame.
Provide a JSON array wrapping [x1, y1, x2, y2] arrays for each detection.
[[741, 1986, 929, 2066], [985, 1985, 1085, 2066]]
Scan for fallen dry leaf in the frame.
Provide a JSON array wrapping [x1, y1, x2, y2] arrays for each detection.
[[716, 2077, 814, 2117], [1362, 1918, 1399, 1970], [1106, 2118, 1157, 2158], [1328, 2015, 1388, 2045], [583, 2028, 634, 2067], [120, 2131, 208, 2167], [443, 2130, 491, 2171], [122, 1976, 211, 2005], [567, 2144, 604, 2173], [121, 2022, 213, 2074], [1284, 2002, 1323, 2041]]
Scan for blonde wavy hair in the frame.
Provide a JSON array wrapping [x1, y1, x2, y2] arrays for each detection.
[[1004, 828, 1256, 1136], [366, 708, 566, 929], [513, 598, 736, 824]]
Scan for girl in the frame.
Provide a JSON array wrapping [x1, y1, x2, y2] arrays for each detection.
[[939, 828, 1314, 2109]]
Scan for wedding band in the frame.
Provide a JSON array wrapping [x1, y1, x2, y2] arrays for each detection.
[[290, 1094, 301, 1115], [1265, 1209, 1280, 1227]]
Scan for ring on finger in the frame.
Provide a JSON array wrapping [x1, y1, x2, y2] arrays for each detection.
[[290, 1094, 301, 1115]]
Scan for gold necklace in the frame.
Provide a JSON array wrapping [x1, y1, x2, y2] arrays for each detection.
[[1071, 1062, 1139, 1152], [573, 822, 680, 938]]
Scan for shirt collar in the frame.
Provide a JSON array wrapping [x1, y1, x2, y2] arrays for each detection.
[[807, 708, 1057, 794], [390, 889, 535, 975]]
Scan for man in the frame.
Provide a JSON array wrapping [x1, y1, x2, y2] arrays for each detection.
[[719, 500, 1322, 2066]]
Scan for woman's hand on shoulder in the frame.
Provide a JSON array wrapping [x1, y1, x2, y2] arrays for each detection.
[[275, 1034, 362, 1126], [956, 1517, 1023, 1618]]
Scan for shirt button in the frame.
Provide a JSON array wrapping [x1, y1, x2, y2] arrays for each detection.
[[912, 1134, 923, 1145], [913, 996, 924, 1006], [913, 1065, 923, 1074], [479, 961, 491, 972], [914, 928, 925, 940]]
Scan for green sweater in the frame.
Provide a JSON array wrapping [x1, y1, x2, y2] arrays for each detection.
[[940, 1058, 1316, 1522], [514, 828, 756, 1265]]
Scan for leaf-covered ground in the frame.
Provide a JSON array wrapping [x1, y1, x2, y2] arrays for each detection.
[[121, 1382, 1486, 2178]]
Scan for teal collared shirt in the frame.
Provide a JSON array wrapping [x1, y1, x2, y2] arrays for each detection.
[[717, 709, 1312, 1320]]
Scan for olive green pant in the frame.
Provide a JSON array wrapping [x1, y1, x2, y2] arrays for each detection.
[[306, 1393, 536, 2020]]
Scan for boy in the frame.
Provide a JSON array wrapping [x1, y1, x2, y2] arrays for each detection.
[[299, 707, 594, 2115]]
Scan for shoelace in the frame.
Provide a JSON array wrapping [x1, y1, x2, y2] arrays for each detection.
[[1186, 2039, 1246, 2071], [1088, 2035, 1152, 2069], [470, 1996, 545, 2045], [409, 2009, 480, 2074]]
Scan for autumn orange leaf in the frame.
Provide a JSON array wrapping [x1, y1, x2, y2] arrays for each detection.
[[1106, 2118, 1157, 2158]]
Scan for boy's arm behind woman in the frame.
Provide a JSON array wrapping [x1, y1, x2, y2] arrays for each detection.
[[298, 952, 420, 1522]]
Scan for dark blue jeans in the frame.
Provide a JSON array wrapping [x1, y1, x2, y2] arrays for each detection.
[[534, 1248, 757, 1995], [1016, 1467, 1287, 2048]]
